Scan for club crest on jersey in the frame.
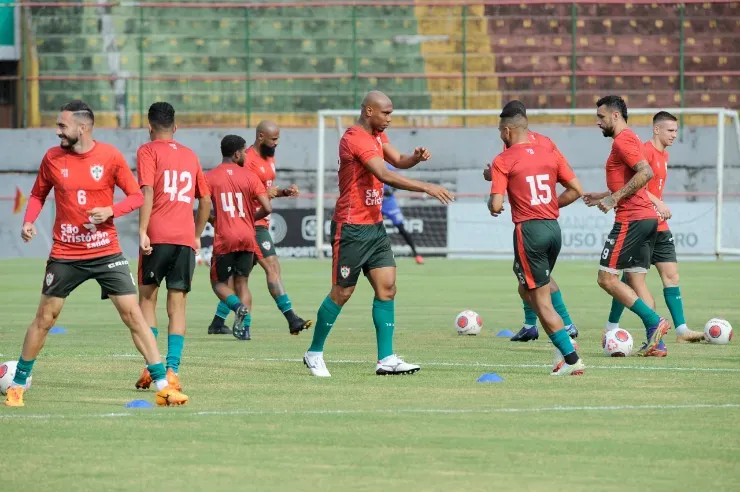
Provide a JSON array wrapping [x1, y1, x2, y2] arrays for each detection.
[[45, 272, 54, 286], [340, 266, 350, 279], [262, 241, 271, 251], [90, 164, 104, 181]]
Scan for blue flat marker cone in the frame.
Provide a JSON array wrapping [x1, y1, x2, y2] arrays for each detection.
[[125, 399, 154, 409], [49, 326, 67, 334], [477, 373, 504, 383], [496, 329, 514, 337]]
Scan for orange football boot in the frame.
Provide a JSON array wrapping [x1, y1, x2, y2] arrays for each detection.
[[135, 368, 152, 390], [156, 386, 189, 406], [4, 386, 25, 407]]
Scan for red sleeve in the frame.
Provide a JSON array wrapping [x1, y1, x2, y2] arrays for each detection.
[[24, 155, 54, 223], [112, 153, 144, 218], [555, 150, 576, 185], [490, 156, 509, 196], [194, 162, 210, 199], [136, 145, 156, 188], [350, 137, 379, 166], [379, 132, 389, 144], [615, 133, 646, 169]]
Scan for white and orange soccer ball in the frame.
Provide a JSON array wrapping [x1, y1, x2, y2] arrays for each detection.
[[456, 310, 482, 336], [0, 360, 32, 395], [703, 318, 733, 345], [602, 328, 634, 357]]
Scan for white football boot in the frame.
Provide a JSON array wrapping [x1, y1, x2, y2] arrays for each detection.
[[375, 355, 420, 375], [303, 351, 331, 377], [550, 358, 585, 376], [551, 341, 579, 374]]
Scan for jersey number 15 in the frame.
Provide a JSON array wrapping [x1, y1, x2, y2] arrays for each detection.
[[525, 174, 552, 206], [163, 170, 193, 203]]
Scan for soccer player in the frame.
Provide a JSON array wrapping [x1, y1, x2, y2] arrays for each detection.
[[582, 95, 671, 357], [208, 121, 312, 336], [488, 107, 585, 376], [381, 165, 424, 265], [134, 102, 212, 391], [597, 111, 705, 353], [207, 135, 272, 340], [4, 100, 187, 407], [302, 90, 453, 377], [483, 100, 578, 342]]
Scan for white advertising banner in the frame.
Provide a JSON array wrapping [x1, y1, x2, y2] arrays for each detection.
[[448, 200, 732, 258]]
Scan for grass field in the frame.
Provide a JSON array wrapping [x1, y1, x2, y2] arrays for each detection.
[[1, 258, 739, 491]]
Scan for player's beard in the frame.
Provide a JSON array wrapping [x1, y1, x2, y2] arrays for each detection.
[[601, 125, 614, 138], [59, 132, 79, 149], [260, 143, 276, 157]]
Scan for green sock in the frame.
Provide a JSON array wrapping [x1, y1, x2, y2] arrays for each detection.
[[663, 286, 686, 327], [166, 334, 184, 373], [224, 294, 241, 312], [523, 300, 537, 326], [308, 296, 342, 353], [242, 313, 252, 327], [629, 298, 661, 329], [215, 301, 230, 320], [12, 357, 35, 386], [372, 298, 395, 360], [147, 362, 166, 382], [548, 329, 575, 357], [151, 327, 158, 339], [608, 298, 626, 324], [275, 294, 292, 313], [550, 291, 573, 326]]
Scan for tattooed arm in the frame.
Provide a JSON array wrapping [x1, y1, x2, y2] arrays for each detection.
[[598, 160, 654, 213]]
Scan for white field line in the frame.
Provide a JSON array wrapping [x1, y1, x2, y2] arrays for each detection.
[[1, 403, 740, 421], [3, 353, 739, 373]]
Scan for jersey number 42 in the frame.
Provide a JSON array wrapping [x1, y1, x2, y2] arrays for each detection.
[[163, 170, 193, 203]]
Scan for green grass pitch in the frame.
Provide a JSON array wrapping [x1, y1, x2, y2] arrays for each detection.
[[1, 258, 739, 491]]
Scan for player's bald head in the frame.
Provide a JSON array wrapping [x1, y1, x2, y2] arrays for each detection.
[[255, 120, 280, 158], [256, 120, 279, 138], [360, 91, 393, 133]]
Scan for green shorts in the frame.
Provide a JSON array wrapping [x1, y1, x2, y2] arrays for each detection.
[[138, 244, 196, 292], [513, 220, 562, 290], [255, 225, 276, 260], [599, 219, 658, 274], [651, 229, 677, 264], [210, 251, 256, 282], [331, 221, 396, 287], [42, 253, 137, 300]]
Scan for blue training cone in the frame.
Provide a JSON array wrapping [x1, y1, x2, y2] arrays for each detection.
[[477, 373, 504, 383], [49, 326, 67, 334], [496, 329, 515, 337], [125, 399, 154, 409]]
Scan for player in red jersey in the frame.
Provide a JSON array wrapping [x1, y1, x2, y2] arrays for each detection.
[[601, 111, 704, 352], [134, 103, 212, 391], [208, 120, 312, 336], [582, 95, 671, 357], [489, 108, 585, 376], [206, 135, 272, 340], [303, 91, 453, 377], [483, 100, 578, 342], [4, 100, 187, 407]]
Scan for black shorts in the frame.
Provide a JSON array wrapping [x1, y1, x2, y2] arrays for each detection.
[[138, 244, 196, 292], [255, 226, 277, 260], [599, 219, 658, 274], [651, 229, 677, 264], [42, 253, 137, 300], [210, 251, 256, 282], [513, 220, 562, 290], [331, 221, 396, 287]]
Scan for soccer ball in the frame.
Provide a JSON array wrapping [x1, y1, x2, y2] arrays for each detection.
[[602, 329, 633, 357], [0, 360, 32, 395], [703, 318, 733, 345], [456, 310, 482, 336]]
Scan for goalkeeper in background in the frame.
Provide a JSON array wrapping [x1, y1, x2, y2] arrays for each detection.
[[382, 163, 424, 265]]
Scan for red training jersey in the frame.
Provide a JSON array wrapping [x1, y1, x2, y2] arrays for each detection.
[[503, 131, 557, 153], [605, 128, 656, 222], [206, 163, 266, 255], [643, 140, 670, 232], [333, 126, 389, 225], [137, 139, 210, 249], [490, 142, 576, 223], [30, 142, 140, 260], [244, 146, 276, 229]]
